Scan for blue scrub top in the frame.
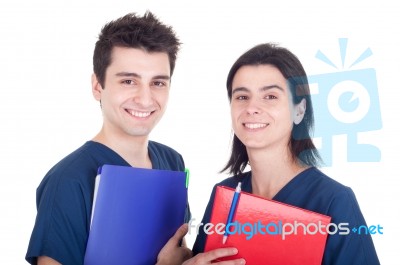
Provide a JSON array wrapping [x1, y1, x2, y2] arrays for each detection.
[[26, 140, 187, 265]]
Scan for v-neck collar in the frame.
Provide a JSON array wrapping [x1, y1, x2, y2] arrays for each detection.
[[87, 140, 159, 169], [242, 167, 315, 201]]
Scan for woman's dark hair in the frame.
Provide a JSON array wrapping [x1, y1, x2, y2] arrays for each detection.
[[222, 43, 322, 176]]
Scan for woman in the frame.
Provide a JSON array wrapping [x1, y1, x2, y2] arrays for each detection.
[[191, 43, 380, 264]]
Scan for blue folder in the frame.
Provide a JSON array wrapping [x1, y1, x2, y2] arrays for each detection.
[[84, 165, 188, 265]]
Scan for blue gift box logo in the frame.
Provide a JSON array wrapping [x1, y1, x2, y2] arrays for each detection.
[[305, 39, 382, 166]]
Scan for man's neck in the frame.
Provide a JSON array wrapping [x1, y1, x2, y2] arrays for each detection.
[[92, 130, 152, 169]]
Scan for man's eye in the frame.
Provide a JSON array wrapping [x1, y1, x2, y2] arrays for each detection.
[[236, 96, 248, 100], [265, 95, 277, 99], [122, 80, 133, 85], [153, 81, 166, 87]]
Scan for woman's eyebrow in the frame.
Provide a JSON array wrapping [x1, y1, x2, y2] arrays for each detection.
[[260, 85, 284, 92], [232, 87, 249, 95], [232, 85, 284, 95]]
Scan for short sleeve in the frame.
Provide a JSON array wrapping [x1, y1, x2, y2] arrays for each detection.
[[26, 171, 91, 264]]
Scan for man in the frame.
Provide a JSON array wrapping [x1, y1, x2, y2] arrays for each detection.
[[26, 12, 191, 265]]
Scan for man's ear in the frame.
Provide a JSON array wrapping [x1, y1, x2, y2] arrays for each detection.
[[294, 98, 306, 125], [91, 74, 103, 101]]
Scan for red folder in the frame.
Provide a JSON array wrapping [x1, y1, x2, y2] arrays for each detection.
[[204, 186, 331, 265]]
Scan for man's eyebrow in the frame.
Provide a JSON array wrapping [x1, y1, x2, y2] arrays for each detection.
[[115, 72, 141, 78], [152, 75, 171, 81], [115, 72, 171, 81], [232, 85, 284, 94]]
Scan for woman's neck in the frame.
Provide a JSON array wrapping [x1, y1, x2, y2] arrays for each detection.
[[247, 147, 307, 199]]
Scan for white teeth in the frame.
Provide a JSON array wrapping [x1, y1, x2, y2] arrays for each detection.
[[129, 110, 151, 118], [244, 123, 267, 129]]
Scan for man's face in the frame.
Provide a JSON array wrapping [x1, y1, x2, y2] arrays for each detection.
[[92, 47, 171, 140]]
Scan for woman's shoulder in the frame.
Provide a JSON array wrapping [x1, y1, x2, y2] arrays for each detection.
[[303, 167, 353, 194], [301, 168, 362, 217]]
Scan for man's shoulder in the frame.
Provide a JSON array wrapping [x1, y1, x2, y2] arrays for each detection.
[[148, 140, 183, 161], [43, 142, 100, 181], [55, 141, 98, 165], [148, 140, 184, 171], [149, 140, 181, 155]]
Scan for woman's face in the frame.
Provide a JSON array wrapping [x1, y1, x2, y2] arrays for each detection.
[[230, 64, 305, 152]]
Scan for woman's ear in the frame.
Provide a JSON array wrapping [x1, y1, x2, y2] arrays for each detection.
[[91, 73, 103, 102], [294, 98, 306, 125]]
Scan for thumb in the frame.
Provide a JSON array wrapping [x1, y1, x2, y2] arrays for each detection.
[[171, 223, 188, 244], [162, 224, 188, 251]]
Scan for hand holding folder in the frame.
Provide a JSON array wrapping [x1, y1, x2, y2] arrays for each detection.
[[205, 186, 331, 265], [84, 165, 188, 265]]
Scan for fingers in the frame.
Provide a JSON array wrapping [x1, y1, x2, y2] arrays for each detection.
[[217, 259, 246, 265], [202, 247, 238, 261], [156, 224, 192, 265], [183, 248, 246, 265], [164, 223, 189, 249], [180, 246, 194, 262]]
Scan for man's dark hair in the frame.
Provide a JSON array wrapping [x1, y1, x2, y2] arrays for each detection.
[[222, 43, 322, 176], [93, 11, 181, 87]]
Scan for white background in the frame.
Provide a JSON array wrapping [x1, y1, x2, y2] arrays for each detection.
[[1, 0, 399, 264]]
